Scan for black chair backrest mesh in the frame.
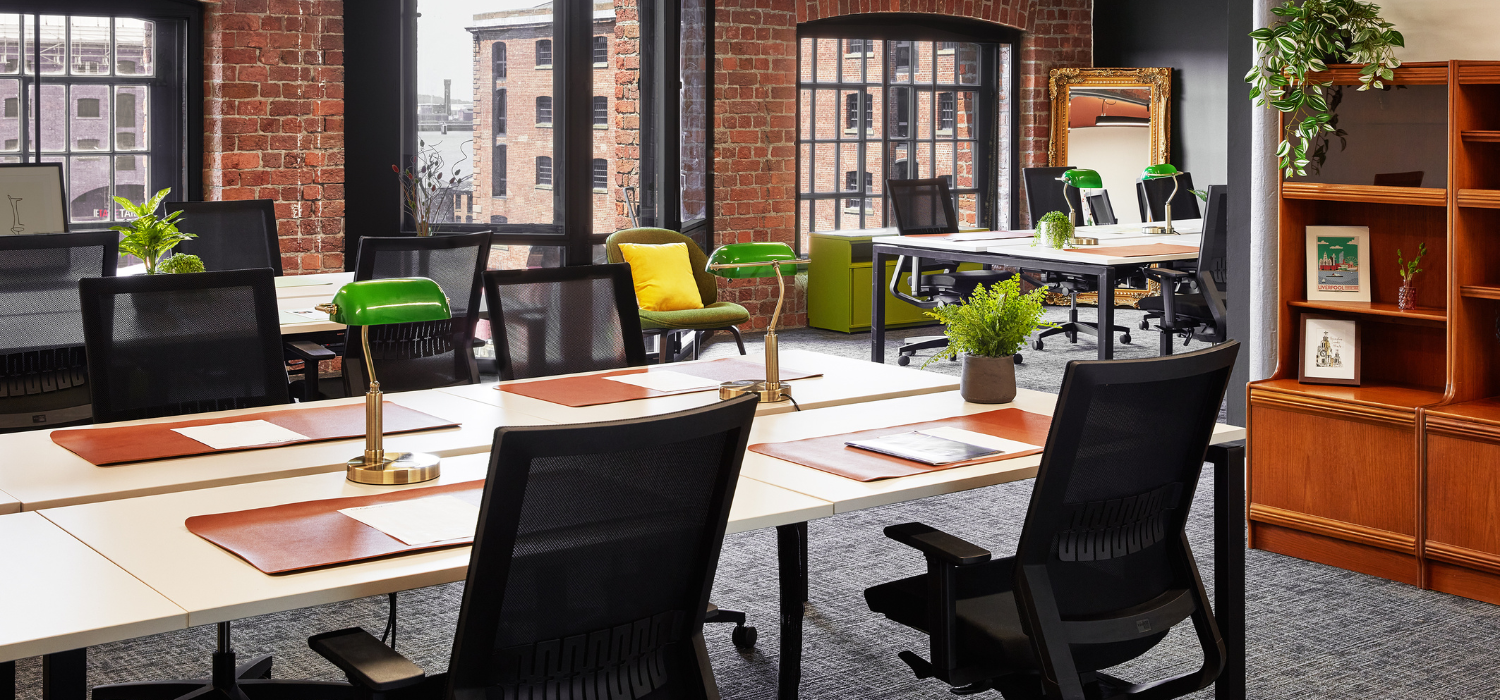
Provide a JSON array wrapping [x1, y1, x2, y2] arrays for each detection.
[[0, 232, 118, 409], [483, 264, 647, 381], [1085, 191, 1116, 226], [168, 200, 282, 275], [1199, 184, 1229, 293], [446, 395, 759, 700], [79, 269, 289, 423], [887, 178, 958, 236], [1022, 166, 1079, 224], [1138, 172, 1201, 222], [346, 232, 492, 392], [1015, 342, 1238, 621]]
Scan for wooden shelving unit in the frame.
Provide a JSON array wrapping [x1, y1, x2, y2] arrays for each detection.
[[1250, 60, 1500, 605]]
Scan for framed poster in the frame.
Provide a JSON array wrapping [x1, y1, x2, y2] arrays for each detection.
[[1300, 315, 1361, 386], [1305, 225, 1370, 302], [0, 163, 67, 236]]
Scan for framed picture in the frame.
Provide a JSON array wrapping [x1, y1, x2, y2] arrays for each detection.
[[1300, 315, 1361, 386], [0, 163, 67, 236], [1305, 225, 1370, 302]]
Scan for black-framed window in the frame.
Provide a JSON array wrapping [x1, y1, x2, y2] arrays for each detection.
[[535, 155, 552, 186], [591, 158, 607, 190], [535, 39, 552, 67], [844, 91, 871, 131], [492, 144, 506, 196], [937, 91, 955, 131], [535, 95, 551, 125], [843, 170, 872, 209], [592, 35, 607, 65], [592, 96, 606, 126], [492, 42, 506, 80], [493, 88, 506, 135]]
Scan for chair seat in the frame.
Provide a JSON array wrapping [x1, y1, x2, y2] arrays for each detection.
[[639, 302, 751, 330], [1138, 291, 1212, 321]]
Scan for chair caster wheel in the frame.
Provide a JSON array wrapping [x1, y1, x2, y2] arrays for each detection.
[[949, 355, 957, 362], [896, 355, 911, 366], [1120, 334, 1131, 345], [732, 625, 758, 649], [1032, 340, 1044, 351], [1014, 353, 1023, 365], [1139, 319, 1150, 331]]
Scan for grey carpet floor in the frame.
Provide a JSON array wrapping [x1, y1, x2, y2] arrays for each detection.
[[14, 307, 1500, 699]]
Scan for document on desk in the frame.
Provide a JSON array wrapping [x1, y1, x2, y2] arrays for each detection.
[[604, 370, 723, 393], [918, 427, 1040, 455], [338, 496, 481, 546], [172, 420, 311, 450]]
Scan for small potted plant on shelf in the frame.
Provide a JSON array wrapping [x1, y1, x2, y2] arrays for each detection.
[[1034, 210, 1073, 250], [113, 188, 201, 274], [1396, 242, 1425, 311], [924, 276, 1056, 404]]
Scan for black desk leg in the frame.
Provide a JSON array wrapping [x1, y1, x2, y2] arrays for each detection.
[[1209, 443, 1246, 700], [1097, 266, 1116, 360], [41, 650, 86, 700], [871, 249, 888, 363], [3, 660, 15, 700], [777, 522, 809, 700]]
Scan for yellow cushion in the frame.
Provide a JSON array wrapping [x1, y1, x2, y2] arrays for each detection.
[[617, 242, 705, 312]]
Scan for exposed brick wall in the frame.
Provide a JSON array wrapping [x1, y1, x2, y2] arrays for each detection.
[[713, 0, 1091, 330], [201, 0, 346, 275]]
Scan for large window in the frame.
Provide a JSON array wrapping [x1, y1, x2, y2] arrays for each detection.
[[492, 88, 506, 135], [492, 42, 506, 80], [535, 96, 551, 126], [797, 35, 1014, 252]]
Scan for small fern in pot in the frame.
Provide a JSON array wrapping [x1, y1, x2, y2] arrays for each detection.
[[924, 276, 1056, 404]]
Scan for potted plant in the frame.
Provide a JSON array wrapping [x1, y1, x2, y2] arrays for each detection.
[[1033, 210, 1073, 250], [924, 276, 1056, 404], [394, 141, 473, 236], [1396, 242, 1425, 311], [112, 188, 201, 274]]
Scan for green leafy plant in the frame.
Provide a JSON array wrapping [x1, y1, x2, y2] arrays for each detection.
[[158, 253, 204, 274], [1033, 210, 1073, 250], [923, 276, 1057, 367], [111, 188, 197, 274], [1246, 0, 1404, 178], [1397, 242, 1426, 284]]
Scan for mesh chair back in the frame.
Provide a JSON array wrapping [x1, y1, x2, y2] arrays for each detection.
[[1022, 166, 1079, 224], [168, 200, 282, 275], [1138, 172, 1201, 222], [1085, 191, 1116, 226], [887, 178, 958, 236], [446, 395, 759, 700], [0, 232, 118, 429], [1199, 185, 1229, 293], [1015, 342, 1238, 629], [345, 232, 492, 393], [79, 269, 288, 423], [484, 264, 647, 381]]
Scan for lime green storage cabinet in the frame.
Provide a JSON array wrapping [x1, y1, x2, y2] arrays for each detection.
[[807, 228, 937, 333]]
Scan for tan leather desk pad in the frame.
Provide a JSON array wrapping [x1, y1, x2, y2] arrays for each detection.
[[187, 481, 483, 574], [749, 408, 1051, 481], [498, 357, 822, 407], [1063, 243, 1199, 257], [51, 402, 459, 466]]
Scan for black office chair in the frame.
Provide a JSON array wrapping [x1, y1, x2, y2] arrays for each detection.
[[1022, 168, 1133, 352], [341, 232, 492, 395], [886, 178, 1017, 366], [306, 394, 761, 700], [167, 199, 282, 274], [0, 232, 118, 431], [1139, 185, 1229, 355], [865, 342, 1240, 699], [79, 269, 290, 424], [1137, 172, 1201, 223], [1021, 166, 1080, 225], [1085, 191, 1116, 226]]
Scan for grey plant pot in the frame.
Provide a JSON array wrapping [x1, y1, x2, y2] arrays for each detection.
[[1036, 220, 1071, 250], [960, 354, 1017, 404]]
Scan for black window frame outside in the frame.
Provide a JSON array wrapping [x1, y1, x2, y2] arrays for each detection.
[[535, 95, 551, 126], [535, 155, 552, 186], [591, 157, 606, 190], [592, 95, 606, 126], [535, 38, 552, 67], [493, 87, 506, 135], [592, 35, 607, 65], [492, 143, 506, 196], [492, 41, 506, 79]]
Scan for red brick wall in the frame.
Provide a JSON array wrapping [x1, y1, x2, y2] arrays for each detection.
[[713, 0, 1091, 330], [201, 0, 346, 275]]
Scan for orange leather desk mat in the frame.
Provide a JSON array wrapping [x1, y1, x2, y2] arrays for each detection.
[[1063, 243, 1200, 257], [498, 357, 822, 407], [187, 481, 483, 574], [50, 402, 459, 466], [749, 408, 1051, 482]]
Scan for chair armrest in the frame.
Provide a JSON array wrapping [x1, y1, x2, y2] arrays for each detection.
[[284, 340, 336, 362], [308, 628, 425, 693], [1144, 267, 1191, 282], [884, 522, 991, 566]]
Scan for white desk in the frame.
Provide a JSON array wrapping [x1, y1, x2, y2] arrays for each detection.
[[0, 512, 186, 663], [438, 348, 960, 421], [273, 272, 352, 300], [0, 489, 17, 515]]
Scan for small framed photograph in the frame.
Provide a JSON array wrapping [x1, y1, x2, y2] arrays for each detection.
[[0, 163, 67, 236], [1300, 315, 1360, 386], [1305, 225, 1370, 302]]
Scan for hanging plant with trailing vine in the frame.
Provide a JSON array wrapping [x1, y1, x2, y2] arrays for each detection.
[[1246, 0, 1404, 178]]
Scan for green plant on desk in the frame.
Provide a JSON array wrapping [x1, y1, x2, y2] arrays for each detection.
[[923, 276, 1056, 368], [112, 187, 198, 274], [1034, 210, 1073, 250]]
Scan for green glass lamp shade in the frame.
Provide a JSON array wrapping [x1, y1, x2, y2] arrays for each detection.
[[706, 242, 800, 279], [1141, 163, 1180, 179], [324, 278, 451, 326], [1059, 168, 1103, 189]]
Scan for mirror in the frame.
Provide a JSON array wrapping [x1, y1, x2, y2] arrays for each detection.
[[1047, 67, 1171, 225]]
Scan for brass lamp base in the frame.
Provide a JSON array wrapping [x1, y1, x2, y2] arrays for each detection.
[[719, 380, 793, 403], [346, 451, 442, 485], [1142, 225, 1175, 235]]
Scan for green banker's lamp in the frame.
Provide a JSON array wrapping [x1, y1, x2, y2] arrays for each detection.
[[1141, 163, 1183, 234], [317, 278, 451, 485], [706, 242, 805, 403], [1057, 168, 1102, 226]]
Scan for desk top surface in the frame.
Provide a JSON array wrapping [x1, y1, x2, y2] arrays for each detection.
[[0, 489, 17, 515], [879, 219, 1204, 263], [0, 511, 186, 663], [275, 272, 351, 334]]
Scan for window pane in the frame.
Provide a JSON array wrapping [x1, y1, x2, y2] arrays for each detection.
[[592, 95, 606, 126], [0, 79, 18, 151], [0, 15, 20, 75], [69, 154, 108, 223], [592, 36, 607, 65], [115, 86, 148, 150], [591, 158, 607, 190], [71, 84, 109, 151], [70, 16, 109, 75], [115, 19, 154, 76], [679, 0, 709, 225], [28, 83, 65, 152], [24, 15, 64, 76]]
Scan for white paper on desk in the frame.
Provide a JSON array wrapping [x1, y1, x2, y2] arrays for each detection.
[[172, 420, 310, 449], [604, 371, 722, 392], [283, 308, 328, 321], [338, 496, 480, 546], [918, 427, 1040, 455]]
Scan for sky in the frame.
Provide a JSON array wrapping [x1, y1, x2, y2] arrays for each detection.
[[415, 0, 533, 101]]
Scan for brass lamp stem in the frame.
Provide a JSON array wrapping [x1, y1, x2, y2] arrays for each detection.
[[765, 262, 784, 394], [361, 325, 384, 465], [1061, 181, 1078, 225], [1165, 173, 1180, 234]]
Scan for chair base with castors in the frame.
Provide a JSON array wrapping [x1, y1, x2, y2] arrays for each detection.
[[94, 622, 352, 700], [705, 603, 758, 649], [896, 337, 1022, 367], [1030, 285, 1130, 351]]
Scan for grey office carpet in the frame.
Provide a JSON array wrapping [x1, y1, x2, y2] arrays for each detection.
[[15, 308, 1500, 699]]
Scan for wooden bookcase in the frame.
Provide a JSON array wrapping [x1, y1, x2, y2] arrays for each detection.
[[1249, 61, 1500, 603]]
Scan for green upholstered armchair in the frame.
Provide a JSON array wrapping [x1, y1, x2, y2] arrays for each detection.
[[604, 228, 749, 363]]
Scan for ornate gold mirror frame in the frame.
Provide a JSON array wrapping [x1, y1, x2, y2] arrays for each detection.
[[1047, 67, 1172, 167]]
